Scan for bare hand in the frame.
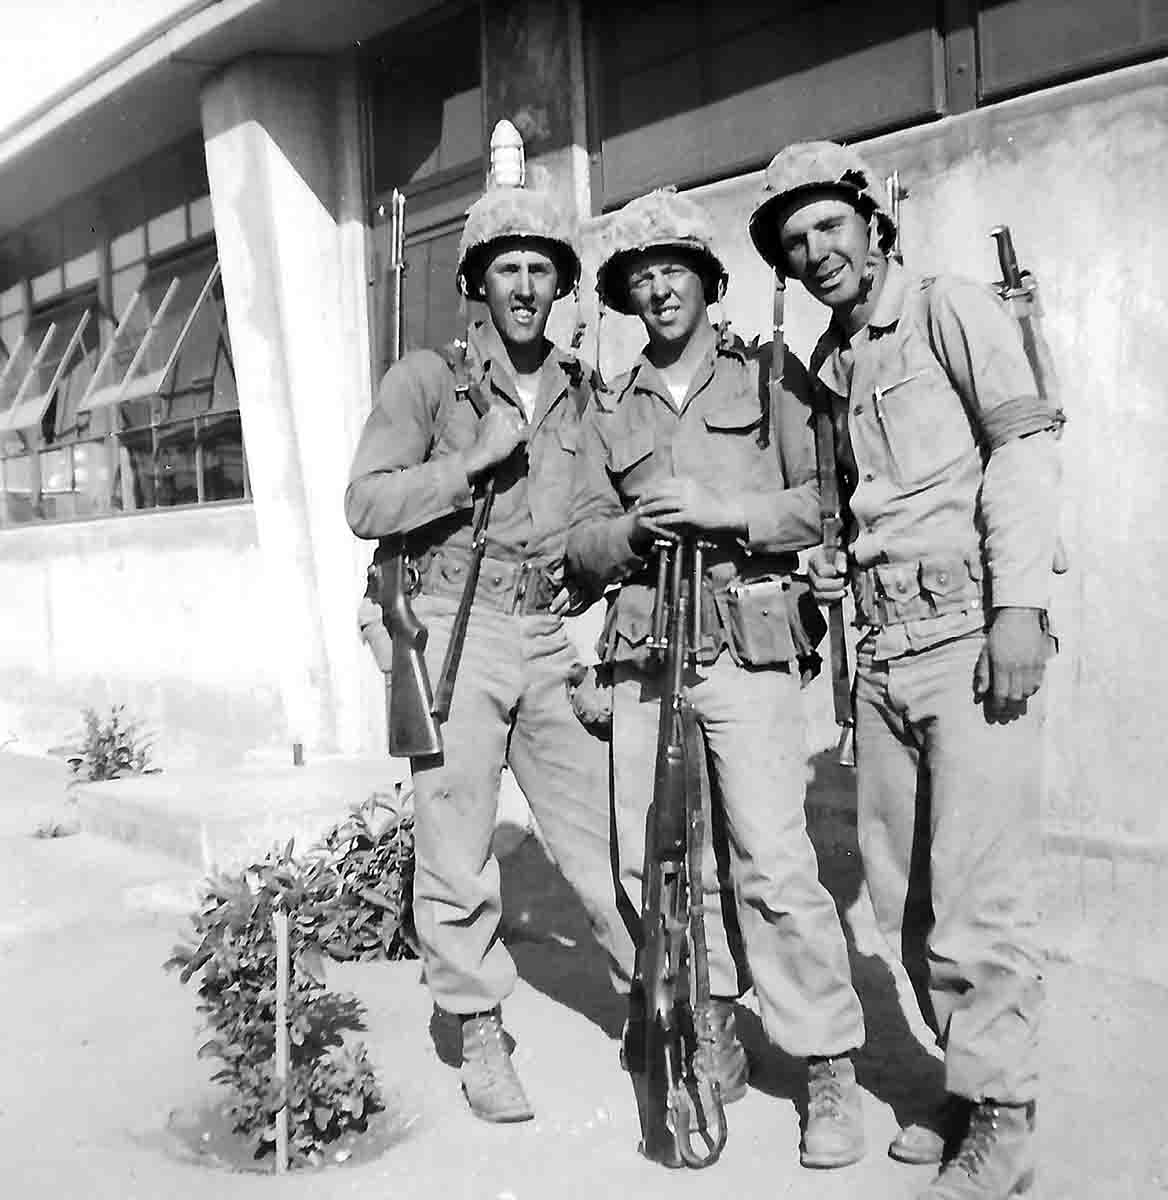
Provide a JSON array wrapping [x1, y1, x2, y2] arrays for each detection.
[[634, 477, 746, 534], [807, 545, 849, 603], [462, 406, 528, 480], [974, 607, 1050, 718], [549, 586, 587, 616]]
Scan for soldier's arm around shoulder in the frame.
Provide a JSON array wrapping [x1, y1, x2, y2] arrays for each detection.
[[926, 275, 1061, 611], [737, 342, 822, 555], [344, 349, 476, 540], [564, 385, 647, 596]]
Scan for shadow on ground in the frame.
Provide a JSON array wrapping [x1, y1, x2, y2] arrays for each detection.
[[805, 749, 946, 1130]]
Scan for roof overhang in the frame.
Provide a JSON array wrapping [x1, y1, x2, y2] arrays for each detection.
[[0, 0, 447, 236]]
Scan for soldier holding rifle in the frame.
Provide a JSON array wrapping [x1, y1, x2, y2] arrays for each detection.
[[346, 134, 634, 1124], [748, 141, 1060, 1199], [567, 188, 867, 1170]]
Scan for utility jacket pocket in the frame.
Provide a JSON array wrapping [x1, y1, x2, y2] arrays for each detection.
[[722, 577, 796, 667], [605, 426, 656, 476], [869, 361, 977, 485], [704, 402, 763, 434]]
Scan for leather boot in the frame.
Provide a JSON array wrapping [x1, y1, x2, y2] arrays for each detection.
[[459, 1011, 534, 1123], [917, 1100, 1036, 1198], [800, 1054, 866, 1169], [890, 1094, 972, 1164], [693, 999, 750, 1104]]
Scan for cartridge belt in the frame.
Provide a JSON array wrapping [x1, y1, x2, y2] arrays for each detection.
[[416, 547, 559, 615]]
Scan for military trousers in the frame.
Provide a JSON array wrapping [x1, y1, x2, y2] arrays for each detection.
[[409, 595, 636, 1015], [854, 629, 1044, 1103], [612, 654, 866, 1058]]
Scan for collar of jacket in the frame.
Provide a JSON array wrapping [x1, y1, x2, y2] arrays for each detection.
[[466, 318, 586, 427], [812, 259, 914, 391], [608, 321, 747, 409]]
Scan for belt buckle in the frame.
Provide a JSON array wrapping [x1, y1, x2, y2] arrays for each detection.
[[510, 560, 532, 614]]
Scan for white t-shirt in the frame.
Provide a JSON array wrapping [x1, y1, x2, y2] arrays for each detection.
[[665, 381, 688, 411], [515, 376, 539, 422]]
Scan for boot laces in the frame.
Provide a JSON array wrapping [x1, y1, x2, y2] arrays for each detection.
[[949, 1103, 1000, 1178], [808, 1059, 846, 1120]]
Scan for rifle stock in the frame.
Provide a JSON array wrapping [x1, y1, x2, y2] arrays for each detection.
[[630, 538, 727, 1170], [371, 545, 442, 758]]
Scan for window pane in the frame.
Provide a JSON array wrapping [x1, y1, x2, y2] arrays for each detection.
[[163, 277, 237, 419], [200, 412, 246, 501], [2, 454, 37, 525], [70, 440, 114, 517], [115, 426, 155, 511], [154, 419, 198, 507], [367, 8, 483, 193]]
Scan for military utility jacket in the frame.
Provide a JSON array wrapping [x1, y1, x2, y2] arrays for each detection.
[[566, 324, 821, 666], [345, 320, 594, 569], [811, 260, 1061, 657]]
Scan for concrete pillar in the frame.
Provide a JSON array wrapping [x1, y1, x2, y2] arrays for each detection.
[[201, 55, 380, 758]]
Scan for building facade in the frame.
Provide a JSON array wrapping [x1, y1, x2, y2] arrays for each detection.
[[0, 0, 1165, 842]]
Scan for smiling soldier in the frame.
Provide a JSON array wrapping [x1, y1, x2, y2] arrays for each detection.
[[346, 170, 635, 1124], [567, 187, 868, 1170], [749, 141, 1060, 1200]]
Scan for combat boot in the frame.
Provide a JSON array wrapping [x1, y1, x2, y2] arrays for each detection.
[[693, 999, 750, 1104], [890, 1094, 972, 1164], [917, 1100, 1036, 1198], [800, 1054, 866, 1168], [459, 1011, 534, 1123]]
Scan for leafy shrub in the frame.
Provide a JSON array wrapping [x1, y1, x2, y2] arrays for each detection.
[[67, 705, 157, 784], [166, 843, 383, 1166], [306, 787, 417, 963]]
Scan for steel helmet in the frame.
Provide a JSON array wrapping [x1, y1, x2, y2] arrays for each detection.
[[748, 141, 896, 273], [596, 187, 729, 315], [456, 183, 582, 301]]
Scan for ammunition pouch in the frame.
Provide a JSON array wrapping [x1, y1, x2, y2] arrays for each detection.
[[601, 546, 823, 679], [853, 552, 984, 627]]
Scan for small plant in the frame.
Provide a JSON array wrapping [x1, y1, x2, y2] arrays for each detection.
[[67, 704, 157, 784], [166, 844, 383, 1167], [307, 787, 418, 963]]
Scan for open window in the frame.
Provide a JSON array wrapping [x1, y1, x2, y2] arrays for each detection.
[[80, 251, 224, 415], [0, 301, 97, 439]]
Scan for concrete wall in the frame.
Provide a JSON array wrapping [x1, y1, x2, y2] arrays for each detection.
[[573, 57, 1168, 843], [0, 504, 285, 765]]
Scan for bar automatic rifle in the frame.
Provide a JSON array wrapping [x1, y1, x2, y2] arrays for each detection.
[[367, 189, 445, 758], [626, 534, 728, 1170]]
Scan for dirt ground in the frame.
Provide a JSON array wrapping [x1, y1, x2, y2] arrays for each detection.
[[2, 748, 1166, 1200]]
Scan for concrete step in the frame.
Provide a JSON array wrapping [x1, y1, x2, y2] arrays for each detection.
[[73, 755, 413, 873], [73, 754, 539, 875]]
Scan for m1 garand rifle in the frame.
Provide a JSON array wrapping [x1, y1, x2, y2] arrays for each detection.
[[627, 534, 727, 1170], [367, 190, 445, 758], [990, 226, 1068, 575], [812, 173, 910, 767]]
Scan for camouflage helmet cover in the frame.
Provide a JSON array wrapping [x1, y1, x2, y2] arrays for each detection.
[[748, 141, 896, 273], [596, 187, 729, 315], [456, 184, 582, 301]]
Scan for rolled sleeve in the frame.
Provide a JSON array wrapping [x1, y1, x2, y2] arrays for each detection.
[[344, 351, 475, 540]]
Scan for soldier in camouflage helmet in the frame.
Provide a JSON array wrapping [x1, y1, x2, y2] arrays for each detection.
[[568, 187, 868, 1170], [347, 156, 635, 1126], [750, 141, 1060, 1199]]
